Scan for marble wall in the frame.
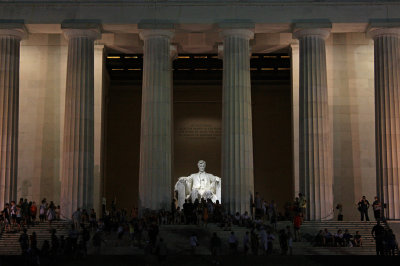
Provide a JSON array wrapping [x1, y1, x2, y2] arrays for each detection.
[[18, 34, 104, 214], [326, 33, 376, 221], [292, 32, 376, 220]]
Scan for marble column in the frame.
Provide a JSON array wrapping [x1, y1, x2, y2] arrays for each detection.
[[138, 30, 173, 210], [60, 27, 100, 218], [293, 27, 333, 220], [221, 29, 254, 215], [0, 25, 26, 209], [369, 26, 400, 219]]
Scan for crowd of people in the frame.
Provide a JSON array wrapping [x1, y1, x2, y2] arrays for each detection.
[[311, 222, 398, 255], [0, 192, 398, 261], [1, 198, 60, 233]]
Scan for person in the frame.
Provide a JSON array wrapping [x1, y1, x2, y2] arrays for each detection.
[[171, 199, 176, 220], [228, 231, 238, 254], [203, 204, 209, 228], [286, 226, 293, 255], [314, 230, 324, 246], [19, 228, 29, 255], [254, 192, 262, 217], [89, 209, 97, 230], [3, 203, 11, 232], [175, 207, 182, 224], [336, 203, 343, 221], [343, 229, 353, 247], [371, 221, 385, 255], [50, 229, 59, 256], [92, 230, 105, 254], [323, 228, 334, 246], [250, 229, 259, 255], [298, 193, 307, 220], [354, 231, 362, 247], [234, 212, 241, 226], [55, 205, 61, 220], [384, 229, 397, 256], [39, 199, 47, 222], [279, 229, 288, 255], [210, 232, 221, 265], [156, 238, 168, 263], [358, 196, 370, 221], [30, 232, 38, 250], [15, 206, 22, 231], [372, 196, 381, 221], [72, 208, 81, 230], [30, 202, 37, 225], [293, 212, 302, 242], [46, 203, 56, 229], [259, 226, 268, 253], [243, 231, 250, 255], [334, 230, 344, 247], [189, 233, 198, 254], [117, 223, 124, 240], [10, 201, 17, 229], [241, 211, 250, 227], [266, 230, 276, 254]]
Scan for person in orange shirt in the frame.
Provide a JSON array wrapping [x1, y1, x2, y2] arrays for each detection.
[[30, 202, 38, 225], [293, 212, 303, 242]]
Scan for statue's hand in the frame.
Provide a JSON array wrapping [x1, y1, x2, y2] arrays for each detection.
[[178, 177, 187, 183]]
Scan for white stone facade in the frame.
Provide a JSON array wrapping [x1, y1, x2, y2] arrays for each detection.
[[0, 0, 399, 219]]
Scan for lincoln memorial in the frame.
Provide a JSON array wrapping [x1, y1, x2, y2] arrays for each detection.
[[1, 0, 400, 221]]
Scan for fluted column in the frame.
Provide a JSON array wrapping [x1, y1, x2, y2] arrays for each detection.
[[369, 26, 400, 220], [221, 29, 254, 215], [0, 25, 26, 210], [138, 29, 173, 211], [60, 26, 100, 218], [293, 27, 333, 220]]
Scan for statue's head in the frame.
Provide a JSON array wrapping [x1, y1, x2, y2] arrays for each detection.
[[197, 160, 206, 172]]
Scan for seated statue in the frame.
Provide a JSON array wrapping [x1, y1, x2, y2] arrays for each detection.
[[174, 160, 221, 209]]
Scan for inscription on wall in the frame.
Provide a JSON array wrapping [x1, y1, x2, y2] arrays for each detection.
[[177, 124, 221, 139]]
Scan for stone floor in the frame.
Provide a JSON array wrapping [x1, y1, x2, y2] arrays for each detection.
[[0, 254, 399, 266]]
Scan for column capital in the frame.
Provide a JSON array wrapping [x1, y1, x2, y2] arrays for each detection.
[[292, 22, 332, 40], [367, 21, 400, 39], [220, 29, 254, 40], [293, 28, 331, 40], [139, 29, 174, 41], [62, 23, 101, 40], [0, 22, 28, 40]]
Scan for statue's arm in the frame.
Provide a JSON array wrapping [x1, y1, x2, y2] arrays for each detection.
[[210, 174, 221, 184], [178, 176, 187, 183]]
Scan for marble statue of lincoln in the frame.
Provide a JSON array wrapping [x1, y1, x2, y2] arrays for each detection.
[[174, 160, 221, 209]]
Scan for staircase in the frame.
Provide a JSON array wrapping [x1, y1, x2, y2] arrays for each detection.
[[0, 220, 394, 256], [292, 220, 388, 255], [0, 220, 72, 255]]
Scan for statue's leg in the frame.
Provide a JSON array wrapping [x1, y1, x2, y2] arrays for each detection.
[[202, 190, 213, 200], [190, 189, 199, 202]]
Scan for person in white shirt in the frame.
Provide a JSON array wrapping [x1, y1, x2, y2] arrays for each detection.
[[228, 231, 238, 254], [259, 227, 268, 253], [266, 230, 276, 254]]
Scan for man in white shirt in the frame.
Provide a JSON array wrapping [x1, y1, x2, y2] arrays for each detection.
[[228, 231, 238, 254]]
